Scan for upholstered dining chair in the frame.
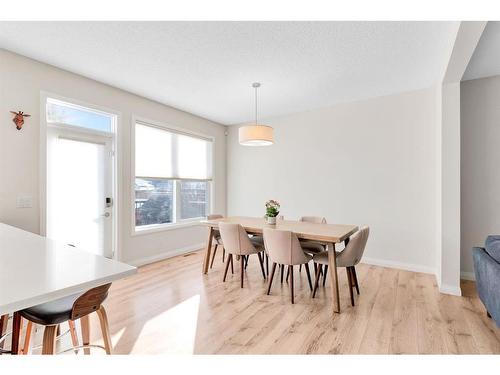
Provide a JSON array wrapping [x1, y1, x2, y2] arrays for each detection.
[[263, 228, 313, 304], [252, 215, 284, 276], [208, 214, 226, 269], [18, 283, 113, 355], [218, 223, 266, 288], [312, 226, 370, 306]]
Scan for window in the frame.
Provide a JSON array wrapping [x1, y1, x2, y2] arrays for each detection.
[[46, 98, 114, 133], [134, 121, 213, 230]]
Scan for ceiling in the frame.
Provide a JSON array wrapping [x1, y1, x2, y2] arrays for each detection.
[[0, 22, 459, 125], [463, 21, 500, 81]]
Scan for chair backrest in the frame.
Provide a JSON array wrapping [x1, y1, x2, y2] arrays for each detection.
[[300, 216, 327, 224], [337, 226, 370, 267], [219, 222, 257, 256], [263, 228, 310, 265], [208, 214, 224, 220], [71, 283, 111, 320]]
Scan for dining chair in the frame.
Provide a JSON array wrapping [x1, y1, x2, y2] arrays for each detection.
[[218, 223, 266, 288], [208, 214, 226, 269], [251, 215, 284, 276], [263, 228, 313, 304], [312, 226, 369, 306], [18, 283, 113, 355]]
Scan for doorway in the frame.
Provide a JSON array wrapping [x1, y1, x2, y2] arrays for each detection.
[[44, 96, 117, 258]]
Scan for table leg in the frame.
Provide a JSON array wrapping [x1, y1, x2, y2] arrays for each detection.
[[327, 243, 340, 313], [202, 227, 214, 274], [11, 312, 22, 355]]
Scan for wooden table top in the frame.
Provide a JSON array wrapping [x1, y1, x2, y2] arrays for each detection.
[[200, 216, 358, 243]]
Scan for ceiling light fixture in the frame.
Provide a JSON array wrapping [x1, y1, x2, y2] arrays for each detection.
[[238, 83, 274, 146]]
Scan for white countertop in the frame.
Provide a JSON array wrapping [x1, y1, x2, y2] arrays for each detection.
[[0, 223, 136, 315]]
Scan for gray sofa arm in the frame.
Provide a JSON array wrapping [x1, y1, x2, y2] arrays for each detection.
[[473, 247, 500, 327]]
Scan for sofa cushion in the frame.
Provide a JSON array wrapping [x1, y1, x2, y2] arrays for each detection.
[[485, 235, 500, 263]]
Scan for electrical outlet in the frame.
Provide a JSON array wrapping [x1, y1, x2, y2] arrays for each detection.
[[16, 195, 33, 208]]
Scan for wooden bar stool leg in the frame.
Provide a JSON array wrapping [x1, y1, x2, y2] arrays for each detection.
[[41, 325, 58, 355], [312, 264, 323, 298], [289, 265, 294, 304], [11, 312, 22, 355], [68, 320, 79, 353], [267, 263, 277, 295], [80, 315, 90, 355], [96, 307, 112, 354], [0, 314, 8, 351], [22, 321, 33, 354]]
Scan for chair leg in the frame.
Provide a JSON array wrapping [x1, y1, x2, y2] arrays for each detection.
[[0, 314, 8, 350], [210, 244, 218, 269], [222, 247, 225, 262], [304, 263, 313, 291], [266, 254, 269, 276], [22, 320, 33, 354], [68, 320, 79, 353], [230, 255, 234, 274], [299, 264, 302, 272], [346, 267, 355, 306], [240, 256, 245, 288], [290, 265, 294, 304], [223, 254, 232, 282], [323, 265, 328, 286], [41, 325, 58, 355], [244, 255, 249, 270], [312, 264, 323, 298], [257, 252, 266, 279], [81, 315, 90, 355], [352, 266, 360, 295], [96, 306, 112, 354], [280, 264, 284, 283], [267, 263, 277, 295], [286, 266, 290, 283]]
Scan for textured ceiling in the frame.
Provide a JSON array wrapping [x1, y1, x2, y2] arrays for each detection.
[[463, 21, 500, 81], [0, 21, 459, 125]]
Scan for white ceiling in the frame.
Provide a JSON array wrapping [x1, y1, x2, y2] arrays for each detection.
[[463, 21, 500, 81], [0, 22, 459, 125]]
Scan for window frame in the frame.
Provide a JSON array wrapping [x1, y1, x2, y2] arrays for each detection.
[[131, 116, 215, 235]]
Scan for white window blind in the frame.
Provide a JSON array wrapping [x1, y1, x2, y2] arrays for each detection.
[[135, 122, 213, 180]]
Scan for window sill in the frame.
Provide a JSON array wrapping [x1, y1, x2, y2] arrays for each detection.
[[132, 220, 203, 236]]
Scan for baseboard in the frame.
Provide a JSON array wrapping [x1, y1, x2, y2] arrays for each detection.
[[126, 243, 205, 267], [439, 283, 462, 296], [460, 271, 475, 281], [361, 256, 435, 275]]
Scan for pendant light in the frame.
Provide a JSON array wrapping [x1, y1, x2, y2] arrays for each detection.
[[238, 82, 274, 146]]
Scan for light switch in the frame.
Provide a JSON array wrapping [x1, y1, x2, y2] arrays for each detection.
[[16, 195, 33, 208]]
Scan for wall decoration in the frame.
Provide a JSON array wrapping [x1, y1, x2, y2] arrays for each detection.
[[10, 111, 31, 130]]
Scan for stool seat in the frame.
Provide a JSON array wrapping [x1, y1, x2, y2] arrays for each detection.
[[20, 293, 82, 326]]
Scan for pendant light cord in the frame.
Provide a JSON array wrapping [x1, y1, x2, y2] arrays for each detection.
[[254, 85, 258, 124]]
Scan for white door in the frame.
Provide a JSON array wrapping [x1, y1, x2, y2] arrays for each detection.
[[47, 128, 114, 258]]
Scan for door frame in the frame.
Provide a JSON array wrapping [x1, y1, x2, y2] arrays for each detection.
[[39, 91, 121, 260]]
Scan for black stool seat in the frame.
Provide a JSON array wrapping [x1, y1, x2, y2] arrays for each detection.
[[19, 293, 83, 326]]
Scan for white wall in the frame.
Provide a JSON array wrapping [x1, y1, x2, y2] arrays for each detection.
[[461, 75, 500, 279], [0, 49, 226, 264], [227, 87, 440, 273]]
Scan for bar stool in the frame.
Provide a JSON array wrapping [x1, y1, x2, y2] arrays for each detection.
[[19, 284, 113, 355]]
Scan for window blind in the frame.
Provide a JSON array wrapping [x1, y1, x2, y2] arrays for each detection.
[[135, 122, 213, 181]]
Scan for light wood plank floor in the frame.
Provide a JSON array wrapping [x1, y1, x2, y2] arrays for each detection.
[[10, 249, 500, 354]]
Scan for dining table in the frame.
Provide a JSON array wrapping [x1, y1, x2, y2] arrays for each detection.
[[0, 223, 136, 354], [200, 216, 358, 313]]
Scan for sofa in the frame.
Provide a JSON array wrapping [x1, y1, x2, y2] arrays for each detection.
[[473, 235, 500, 327]]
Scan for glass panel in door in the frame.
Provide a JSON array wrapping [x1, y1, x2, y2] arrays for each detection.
[[47, 135, 112, 257]]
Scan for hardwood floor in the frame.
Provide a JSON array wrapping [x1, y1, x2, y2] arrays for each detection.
[[8, 249, 500, 354]]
